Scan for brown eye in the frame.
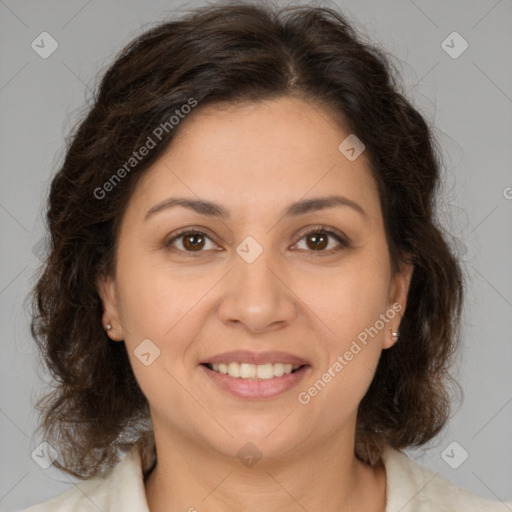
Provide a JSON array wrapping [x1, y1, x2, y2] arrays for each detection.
[[166, 230, 217, 253], [182, 232, 205, 251], [305, 232, 329, 250], [295, 227, 349, 254]]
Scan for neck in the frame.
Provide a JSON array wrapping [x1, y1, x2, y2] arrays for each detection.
[[144, 425, 387, 512]]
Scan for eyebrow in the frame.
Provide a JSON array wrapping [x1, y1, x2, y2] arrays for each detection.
[[144, 195, 367, 221]]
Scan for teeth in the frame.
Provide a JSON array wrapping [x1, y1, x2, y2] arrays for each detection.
[[240, 363, 256, 378], [256, 363, 273, 379], [273, 363, 285, 377], [228, 362, 240, 378], [209, 362, 301, 380]]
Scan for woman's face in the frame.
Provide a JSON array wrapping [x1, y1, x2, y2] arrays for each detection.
[[98, 96, 412, 462]]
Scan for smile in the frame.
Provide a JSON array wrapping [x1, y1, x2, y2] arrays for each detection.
[[204, 362, 302, 380], [200, 362, 310, 399]]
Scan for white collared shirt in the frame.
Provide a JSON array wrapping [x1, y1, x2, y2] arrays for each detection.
[[19, 434, 510, 511]]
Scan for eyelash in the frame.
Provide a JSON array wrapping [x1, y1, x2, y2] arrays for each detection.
[[164, 225, 350, 257]]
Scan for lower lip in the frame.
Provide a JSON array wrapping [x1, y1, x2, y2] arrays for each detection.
[[199, 364, 310, 399]]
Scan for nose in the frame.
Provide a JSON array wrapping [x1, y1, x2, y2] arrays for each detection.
[[217, 246, 297, 334]]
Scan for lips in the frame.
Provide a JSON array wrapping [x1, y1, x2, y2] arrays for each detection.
[[198, 350, 311, 398]]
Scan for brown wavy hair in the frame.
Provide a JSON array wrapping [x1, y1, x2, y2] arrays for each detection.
[[27, 0, 464, 478]]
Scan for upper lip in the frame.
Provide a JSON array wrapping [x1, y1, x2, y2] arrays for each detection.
[[201, 350, 310, 366]]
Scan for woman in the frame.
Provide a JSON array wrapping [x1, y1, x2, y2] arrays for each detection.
[[22, 2, 510, 511]]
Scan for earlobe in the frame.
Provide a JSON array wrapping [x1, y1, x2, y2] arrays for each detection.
[[384, 261, 414, 349], [96, 274, 124, 341]]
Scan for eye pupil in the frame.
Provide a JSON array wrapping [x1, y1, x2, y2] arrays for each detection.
[[307, 233, 328, 250], [183, 232, 204, 250]]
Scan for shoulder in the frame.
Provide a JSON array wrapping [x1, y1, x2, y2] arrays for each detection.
[[382, 445, 511, 512], [19, 472, 111, 512], [18, 437, 155, 512]]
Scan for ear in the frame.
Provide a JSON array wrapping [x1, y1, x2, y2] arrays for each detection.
[[96, 274, 125, 341], [383, 259, 414, 349]]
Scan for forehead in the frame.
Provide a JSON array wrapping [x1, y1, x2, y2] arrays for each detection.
[[126, 96, 380, 221]]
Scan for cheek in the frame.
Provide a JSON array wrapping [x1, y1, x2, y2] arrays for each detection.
[[115, 252, 225, 396], [297, 311, 385, 428], [116, 263, 207, 413], [116, 246, 215, 339], [300, 253, 391, 339], [296, 327, 382, 433], [294, 254, 389, 407]]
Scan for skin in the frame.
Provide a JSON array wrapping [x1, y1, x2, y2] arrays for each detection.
[[97, 95, 413, 512]]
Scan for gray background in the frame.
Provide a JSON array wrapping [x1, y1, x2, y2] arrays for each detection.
[[1, 0, 511, 510]]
